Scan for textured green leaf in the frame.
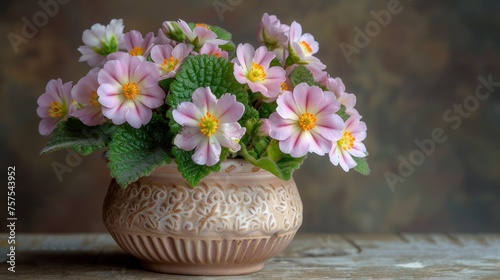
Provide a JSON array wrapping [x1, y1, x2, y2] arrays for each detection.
[[259, 102, 278, 119], [168, 54, 258, 131], [106, 114, 171, 188], [353, 156, 370, 175], [240, 145, 305, 181], [40, 118, 115, 156], [290, 65, 325, 89], [172, 146, 228, 187]]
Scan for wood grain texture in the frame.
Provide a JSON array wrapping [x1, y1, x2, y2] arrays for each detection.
[[1, 233, 499, 279]]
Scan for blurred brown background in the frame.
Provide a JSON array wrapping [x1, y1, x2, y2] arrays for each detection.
[[1, 0, 499, 233]]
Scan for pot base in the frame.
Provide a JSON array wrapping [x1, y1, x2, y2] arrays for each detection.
[[141, 261, 264, 276], [108, 229, 297, 276], [103, 159, 303, 276]]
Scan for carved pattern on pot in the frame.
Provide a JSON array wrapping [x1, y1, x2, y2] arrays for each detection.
[[104, 180, 302, 236]]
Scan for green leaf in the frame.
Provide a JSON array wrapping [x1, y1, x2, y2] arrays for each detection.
[[106, 114, 171, 188], [266, 140, 283, 162], [158, 77, 174, 92], [259, 102, 277, 119], [337, 105, 350, 121], [239, 144, 305, 181], [168, 54, 258, 130], [290, 65, 325, 89], [353, 156, 370, 175], [172, 147, 227, 187], [209, 25, 235, 51], [40, 118, 115, 156]]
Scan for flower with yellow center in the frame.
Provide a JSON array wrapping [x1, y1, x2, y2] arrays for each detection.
[[48, 101, 65, 118], [97, 55, 165, 128], [298, 112, 316, 131], [269, 83, 343, 158], [329, 116, 368, 172], [173, 87, 246, 166], [123, 30, 154, 58], [338, 131, 355, 151], [37, 79, 75, 136], [89, 90, 99, 106], [174, 19, 228, 48], [122, 82, 139, 100], [198, 112, 219, 137], [288, 21, 326, 70], [161, 57, 179, 74], [233, 43, 286, 100], [298, 40, 313, 55], [248, 62, 267, 82], [129, 47, 144, 56], [151, 43, 192, 80], [71, 68, 107, 126]]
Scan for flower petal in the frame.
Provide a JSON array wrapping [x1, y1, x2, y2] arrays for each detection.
[[38, 117, 59, 136], [172, 102, 203, 127], [192, 87, 217, 114], [276, 91, 299, 120], [192, 137, 221, 166], [215, 123, 246, 151], [269, 113, 299, 141], [174, 127, 203, 151], [279, 131, 309, 158], [124, 101, 151, 128], [314, 113, 344, 141], [348, 141, 367, 158], [306, 131, 333, 156], [214, 94, 244, 123]]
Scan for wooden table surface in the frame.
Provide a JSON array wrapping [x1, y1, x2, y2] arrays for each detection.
[[1, 233, 499, 279]]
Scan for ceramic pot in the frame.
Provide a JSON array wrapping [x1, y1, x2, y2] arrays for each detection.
[[102, 159, 302, 275]]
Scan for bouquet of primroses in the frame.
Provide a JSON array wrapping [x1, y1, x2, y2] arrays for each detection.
[[37, 14, 369, 188]]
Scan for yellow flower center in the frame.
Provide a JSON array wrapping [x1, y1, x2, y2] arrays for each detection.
[[248, 62, 266, 82], [48, 101, 65, 118], [280, 81, 290, 92], [122, 82, 139, 100], [195, 23, 210, 29], [129, 47, 144, 56], [339, 131, 355, 151], [89, 90, 99, 106], [198, 112, 219, 137], [161, 57, 179, 73], [299, 40, 313, 55], [298, 112, 316, 131]]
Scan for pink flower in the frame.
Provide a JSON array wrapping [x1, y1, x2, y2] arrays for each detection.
[[288, 21, 325, 70], [37, 79, 75, 136], [257, 12, 291, 65], [258, 13, 289, 48], [71, 68, 106, 126], [163, 20, 227, 49], [78, 19, 124, 67], [150, 43, 192, 79], [329, 115, 367, 171], [325, 76, 359, 116], [233, 43, 286, 101], [198, 42, 228, 59], [269, 83, 344, 158], [120, 30, 155, 58], [97, 55, 165, 128], [172, 87, 246, 166]]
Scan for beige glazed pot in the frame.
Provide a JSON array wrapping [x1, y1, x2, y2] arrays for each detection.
[[102, 159, 303, 275]]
